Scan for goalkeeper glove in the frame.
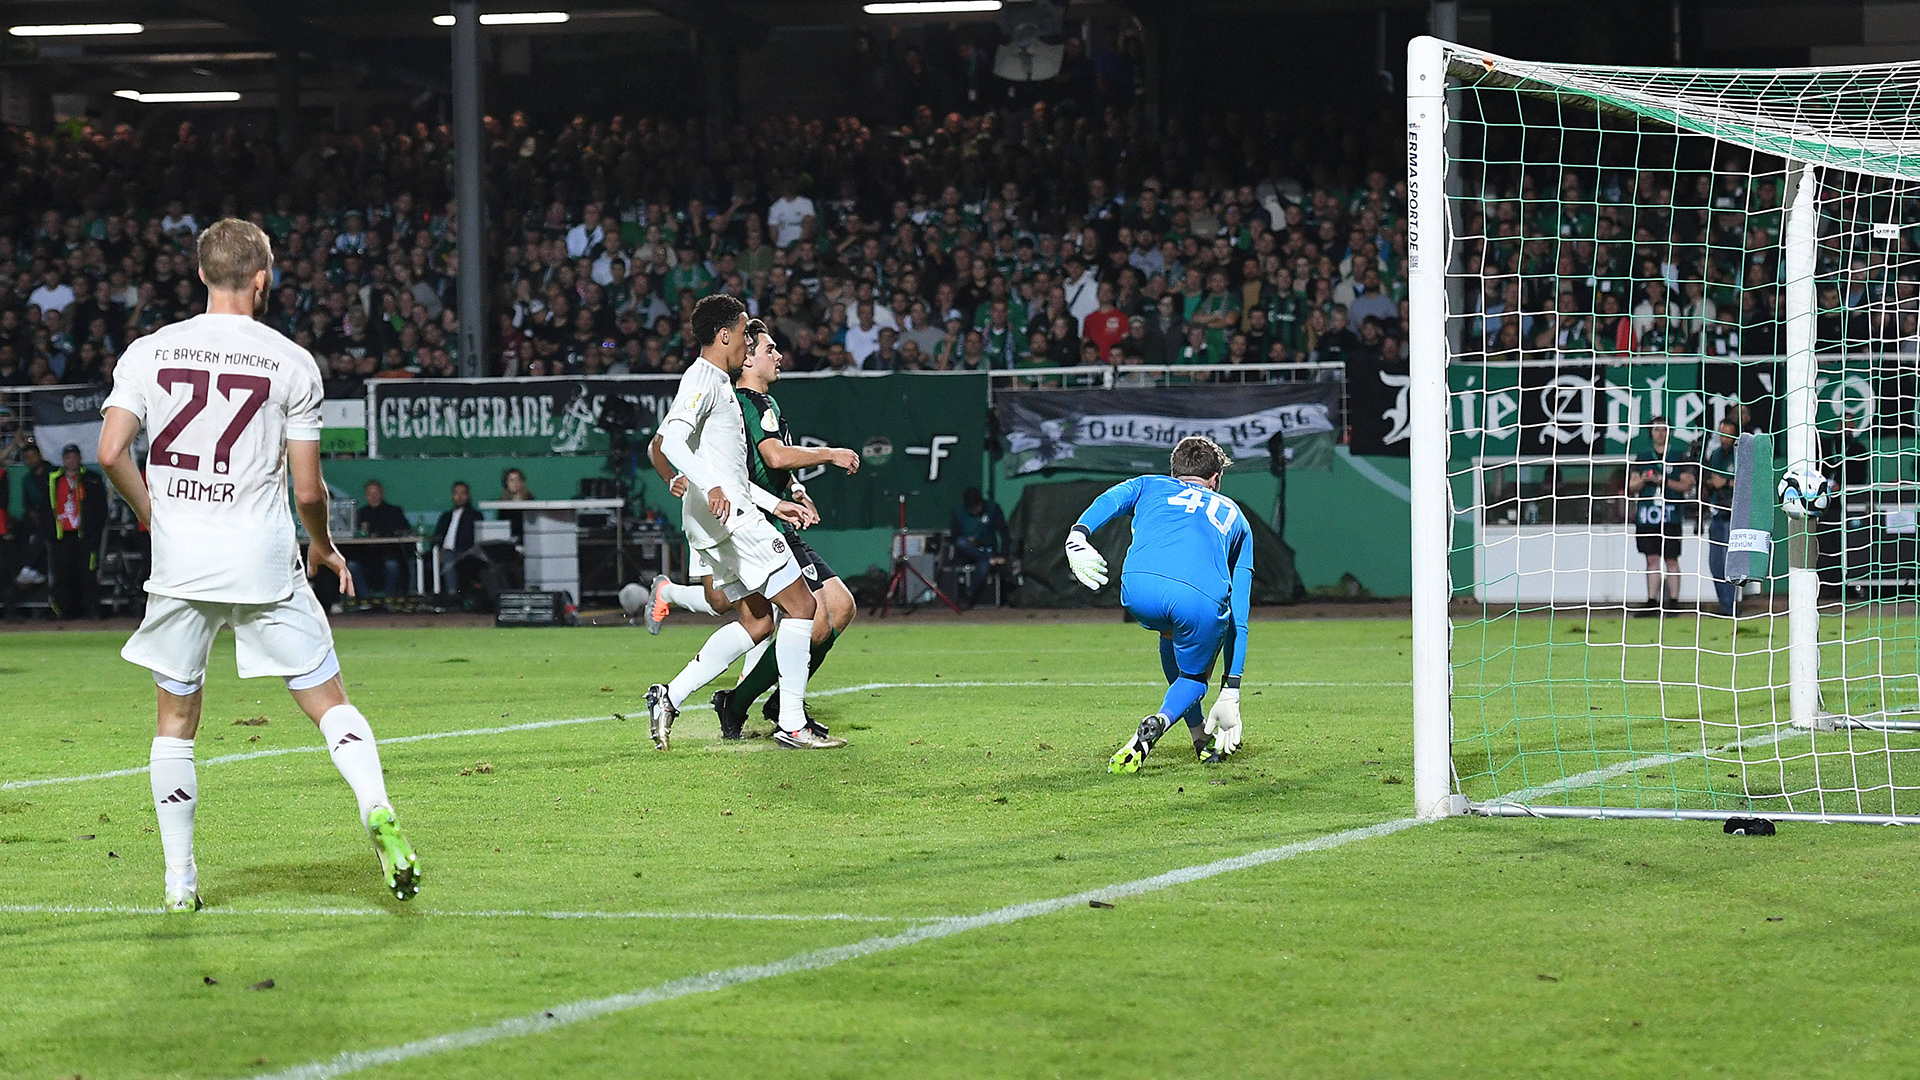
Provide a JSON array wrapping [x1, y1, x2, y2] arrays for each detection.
[[1204, 688, 1242, 756], [1064, 528, 1107, 590]]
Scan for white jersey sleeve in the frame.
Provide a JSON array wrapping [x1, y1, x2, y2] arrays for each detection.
[[663, 359, 753, 549], [109, 314, 326, 605]]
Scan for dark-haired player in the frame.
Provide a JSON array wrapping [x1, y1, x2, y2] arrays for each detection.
[[644, 295, 843, 750], [638, 319, 861, 738]]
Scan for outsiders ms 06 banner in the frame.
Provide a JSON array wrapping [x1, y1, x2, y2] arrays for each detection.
[[997, 382, 1342, 477]]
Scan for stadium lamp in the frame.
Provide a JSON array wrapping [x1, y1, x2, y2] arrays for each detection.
[[864, 1, 1002, 11], [432, 11, 571, 26], [113, 90, 243, 103], [9, 22, 145, 37]]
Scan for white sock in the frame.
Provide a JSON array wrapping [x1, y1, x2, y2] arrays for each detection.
[[319, 704, 390, 827], [775, 617, 814, 733], [668, 622, 756, 707], [663, 582, 717, 616], [150, 736, 197, 888], [734, 635, 773, 688]]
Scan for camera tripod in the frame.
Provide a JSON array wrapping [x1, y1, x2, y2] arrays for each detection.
[[875, 492, 962, 618]]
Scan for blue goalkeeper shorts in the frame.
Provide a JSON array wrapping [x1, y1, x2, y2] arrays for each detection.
[[1121, 571, 1228, 678]]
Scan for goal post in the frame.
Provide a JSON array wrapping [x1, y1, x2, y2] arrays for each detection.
[[1408, 35, 1458, 819], [1406, 36, 1920, 823]]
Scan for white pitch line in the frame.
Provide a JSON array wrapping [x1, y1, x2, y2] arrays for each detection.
[[0, 715, 612, 791], [0, 903, 910, 923], [0, 680, 1403, 791], [1490, 725, 1807, 806], [251, 817, 1428, 1080], [810, 679, 1407, 697]]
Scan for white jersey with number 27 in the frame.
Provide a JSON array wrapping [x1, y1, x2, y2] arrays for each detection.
[[103, 313, 325, 605]]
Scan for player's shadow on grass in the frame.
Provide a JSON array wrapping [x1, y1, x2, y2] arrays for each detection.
[[219, 858, 397, 905]]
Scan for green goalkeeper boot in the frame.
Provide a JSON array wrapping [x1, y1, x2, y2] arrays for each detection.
[[1109, 714, 1169, 774], [367, 806, 420, 901]]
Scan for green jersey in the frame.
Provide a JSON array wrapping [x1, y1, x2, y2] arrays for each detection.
[[737, 387, 795, 503]]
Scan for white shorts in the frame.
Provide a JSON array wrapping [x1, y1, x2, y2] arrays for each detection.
[[687, 542, 714, 581], [123, 582, 336, 686], [694, 515, 802, 603]]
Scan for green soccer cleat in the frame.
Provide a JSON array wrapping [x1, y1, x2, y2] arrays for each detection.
[[367, 806, 420, 901], [1109, 714, 1169, 774], [164, 886, 202, 913]]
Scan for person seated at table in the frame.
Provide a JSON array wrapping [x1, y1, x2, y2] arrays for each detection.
[[949, 486, 1011, 607], [352, 479, 412, 598], [498, 467, 535, 539], [431, 480, 481, 596]]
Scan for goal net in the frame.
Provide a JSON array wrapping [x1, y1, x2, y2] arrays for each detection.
[[1407, 37, 1920, 823]]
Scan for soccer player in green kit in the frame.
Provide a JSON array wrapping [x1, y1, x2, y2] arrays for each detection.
[[644, 318, 862, 739]]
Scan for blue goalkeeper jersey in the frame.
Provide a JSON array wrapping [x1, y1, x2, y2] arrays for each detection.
[[1073, 474, 1253, 677]]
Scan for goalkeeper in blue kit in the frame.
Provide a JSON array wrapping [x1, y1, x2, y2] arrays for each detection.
[[1065, 435, 1250, 772]]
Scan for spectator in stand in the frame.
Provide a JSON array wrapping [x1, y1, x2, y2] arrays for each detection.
[[768, 179, 817, 250], [868, 327, 900, 371], [351, 479, 412, 600], [1083, 283, 1129, 362], [566, 203, 606, 259], [845, 301, 882, 368], [28, 269, 75, 315], [47, 443, 106, 619]]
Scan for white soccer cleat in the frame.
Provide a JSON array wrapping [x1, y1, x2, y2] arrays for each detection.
[[646, 683, 677, 750], [774, 725, 848, 750]]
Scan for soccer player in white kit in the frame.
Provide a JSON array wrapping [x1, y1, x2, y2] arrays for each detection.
[[646, 294, 844, 749], [96, 219, 420, 911]]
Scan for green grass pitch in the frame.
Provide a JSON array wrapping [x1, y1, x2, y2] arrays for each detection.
[[5, 617, 1920, 1079]]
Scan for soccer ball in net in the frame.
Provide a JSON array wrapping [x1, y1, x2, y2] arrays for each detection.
[[1778, 464, 1833, 519]]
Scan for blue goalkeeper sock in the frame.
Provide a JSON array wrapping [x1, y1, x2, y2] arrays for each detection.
[[1159, 638, 1206, 732], [1158, 676, 1209, 730]]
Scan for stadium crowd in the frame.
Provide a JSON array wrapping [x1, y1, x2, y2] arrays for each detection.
[[0, 87, 1415, 408], [3, 83, 1890, 431]]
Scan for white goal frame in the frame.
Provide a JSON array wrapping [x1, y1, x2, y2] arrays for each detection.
[[1405, 36, 1880, 821]]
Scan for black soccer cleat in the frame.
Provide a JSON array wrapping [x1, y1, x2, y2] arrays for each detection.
[[711, 688, 746, 741]]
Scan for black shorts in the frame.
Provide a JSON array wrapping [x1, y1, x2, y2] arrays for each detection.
[[786, 532, 837, 592], [1635, 522, 1683, 559]]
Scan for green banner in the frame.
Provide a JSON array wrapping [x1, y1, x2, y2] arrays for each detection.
[[370, 376, 680, 458], [769, 372, 990, 530], [1449, 357, 1878, 458], [368, 373, 987, 532]]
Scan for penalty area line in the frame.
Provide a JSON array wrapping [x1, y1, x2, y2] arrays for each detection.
[[1, 679, 1400, 791], [248, 817, 1429, 1080]]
